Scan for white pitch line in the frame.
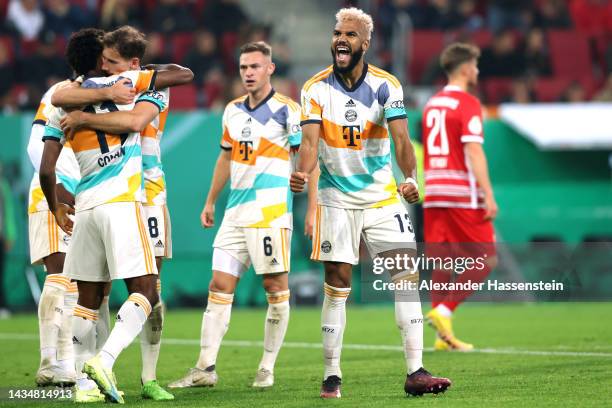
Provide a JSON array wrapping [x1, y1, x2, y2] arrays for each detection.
[[1, 332, 611, 358]]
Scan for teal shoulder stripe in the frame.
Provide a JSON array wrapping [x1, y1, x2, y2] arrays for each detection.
[[76, 144, 141, 193], [142, 154, 162, 170], [288, 131, 302, 147], [384, 107, 406, 119], [44, 125, 63, 140], [137, 95, 166, 111]]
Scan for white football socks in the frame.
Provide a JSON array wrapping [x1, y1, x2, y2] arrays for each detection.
[[140, 301, 163, 383], [95, 296, 110, 353], [259, 290, 290, 372], [196, 291, 233, 370], [435, 303, 453, 318], [72, 305, 98, 386], [57, 282, 77, 374], [321, 283, 351, 379], [38, 274, 69, 368], [99, 293, 151, 370], [394, 277, 424, 375]]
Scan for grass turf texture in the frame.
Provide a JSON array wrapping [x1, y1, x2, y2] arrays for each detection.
[[1, 303, 611, 407]]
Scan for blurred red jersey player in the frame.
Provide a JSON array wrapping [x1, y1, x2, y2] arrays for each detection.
[[422, 43, 498, 351]]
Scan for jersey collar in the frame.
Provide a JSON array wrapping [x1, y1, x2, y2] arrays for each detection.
[[443, 85, 463, 92], [245, 88, 275, 111], [334, 63, 368, 93]]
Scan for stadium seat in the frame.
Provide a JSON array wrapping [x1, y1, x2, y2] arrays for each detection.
[[221, 32, 239, 73], [534, 78, 571, 102], [408, 31, 444, 84], [0, 36, 15, 62], [170, 33, 194, 63], [169, 84, 197, 110], [548, 30, 593, 78], [469, 30, 493, 48], [483, 78, 513, 104]]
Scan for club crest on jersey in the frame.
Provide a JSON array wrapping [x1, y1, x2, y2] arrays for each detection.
[[345, 109, 358, 122], [321, 240, 332, 253], [241, 127, 252, 139]]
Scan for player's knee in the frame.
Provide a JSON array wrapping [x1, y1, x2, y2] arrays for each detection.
[[209, 279, 234, 294], [262, 274, 288, 293]]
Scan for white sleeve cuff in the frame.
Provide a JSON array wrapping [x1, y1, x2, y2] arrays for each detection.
[[461, 135, 484, 144]]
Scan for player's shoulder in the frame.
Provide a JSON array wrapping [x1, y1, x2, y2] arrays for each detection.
[[367, 64, 402, 88], [272, 92, 300, 111], [225, 94, 248, 111], [302, 66, 334, 93], [40, 79, 72, 105]]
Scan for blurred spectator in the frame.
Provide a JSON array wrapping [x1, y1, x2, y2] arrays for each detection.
[[151, 0, 196, 34], [570, 0, 612, 37], [0, 41, 15, 106], [143, 32, 171, 65], [272, 77, 297, 100], [42, 0, 93, 38], [521, 28, 552, 77], [183, 30, 223, 86], [427, 0, 467, 31], [6, 0, 44, 40], [0, 162, 17, 318], [487, 0, 531, 32], [17, 32, 69, 99], [227, 76, 245, 102], [479, 30, 524, 78], [271, 39, 292, 77], [99, 0, 144, 31], [202, 0, 250, 37], [504, 77, 536, 103], [592, 73, 612, 101], [534, 0, 572, 29], [559, 81, 587, 102], [456, 0, 484, 31]]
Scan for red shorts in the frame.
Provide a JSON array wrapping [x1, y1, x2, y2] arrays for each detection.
[[424, 208, 496, 257]]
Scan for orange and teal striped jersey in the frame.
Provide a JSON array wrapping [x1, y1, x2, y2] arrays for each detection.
[[28, 80, 80, 214], [220, 90, 301, 229], [301, 64, 407, 209], [43, 70, 163, 212], [139, 88, 170, 206]]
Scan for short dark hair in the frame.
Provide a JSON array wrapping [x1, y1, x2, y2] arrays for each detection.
[[103, 26, 148, 60], [66, 28, 104, 76], [440, 43, 480, 75], [239, 41, 272, 58]]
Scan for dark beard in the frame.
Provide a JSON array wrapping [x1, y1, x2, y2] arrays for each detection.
[[331, 47, 364, 74]]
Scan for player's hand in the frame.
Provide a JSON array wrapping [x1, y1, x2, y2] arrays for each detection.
[[484, 194, 498, 221], [53, 203, 75, 235], [56, 183, 75, 207], [398, 182, 420, 204], [304, 207, 315, 239], [290, 171, 308, 193], [108, 78, 135, 104], [60, 111, 86, 140], [201, 204, 215, 228]]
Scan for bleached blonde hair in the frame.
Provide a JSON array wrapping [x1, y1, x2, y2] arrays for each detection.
[[335, 7, 374, 41]]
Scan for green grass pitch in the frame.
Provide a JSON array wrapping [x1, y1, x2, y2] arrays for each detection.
[[1, 303, 611, 407]]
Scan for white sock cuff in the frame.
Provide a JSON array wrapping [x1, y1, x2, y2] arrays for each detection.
[[74, 305, 99, 322], [323, 283, 351, 300], [266, 290, 290, 304], [44, 274, 70, 291], [127, 293, 152, 317], [208, 291, 234, 305]]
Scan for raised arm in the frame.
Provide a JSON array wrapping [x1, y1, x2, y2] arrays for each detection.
[[153, 64, 194, 88], [389, 118, 419, 204], [290, 123, 320, 193], [464, 142, 497, 220], [201, 149, 231, 228], [51, 78, 136, 108]]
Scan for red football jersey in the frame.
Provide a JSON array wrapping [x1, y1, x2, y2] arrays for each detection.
[[422, 85, 485, 209]]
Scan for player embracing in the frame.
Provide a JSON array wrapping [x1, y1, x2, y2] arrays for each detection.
[[291, 7, 451, 398], [422, 43, 498, 351], [39, 27, 190, 403], [169, 41, 304, 390]]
